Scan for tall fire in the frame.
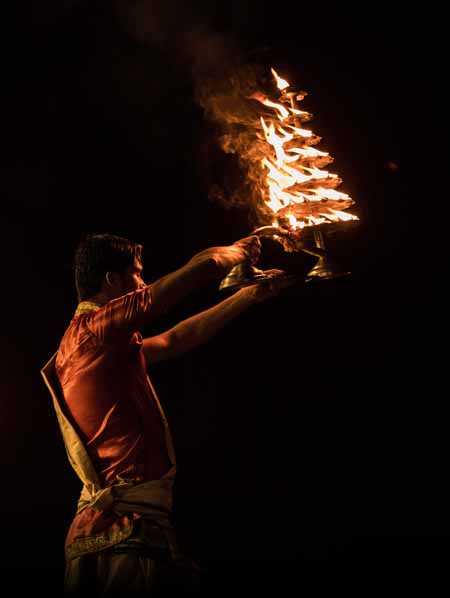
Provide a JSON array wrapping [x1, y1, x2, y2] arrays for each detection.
[[249, 67, 358, 246]]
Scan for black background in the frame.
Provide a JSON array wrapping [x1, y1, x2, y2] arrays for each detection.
[[1, 0, 446, 593]]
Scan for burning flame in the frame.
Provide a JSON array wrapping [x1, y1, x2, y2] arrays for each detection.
[[250, 68, 358, 234], [271, 68, 289, 91]]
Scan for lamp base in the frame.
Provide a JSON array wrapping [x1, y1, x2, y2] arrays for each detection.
[[219, 263, 276, 292], [305, 256, 350, 282]]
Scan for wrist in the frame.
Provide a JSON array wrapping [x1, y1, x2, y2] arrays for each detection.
[[235, 285, 261, 304], [186, 255, 221, 281]]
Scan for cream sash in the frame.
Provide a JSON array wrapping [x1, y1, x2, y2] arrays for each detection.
[[40, 353, 177, 522]]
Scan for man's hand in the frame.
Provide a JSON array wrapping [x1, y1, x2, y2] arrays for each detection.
[[244, 269, 297, 303], [188, 235, 262, 275]]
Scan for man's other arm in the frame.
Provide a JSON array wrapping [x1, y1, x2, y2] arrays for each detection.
[[143, 270, 290, 364]]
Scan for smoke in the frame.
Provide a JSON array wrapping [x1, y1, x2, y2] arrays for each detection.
[[193, 56, 276, 224], [114, 0, 274, 226]]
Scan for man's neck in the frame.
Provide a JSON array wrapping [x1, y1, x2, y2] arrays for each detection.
[[86, 292, 110, 306]]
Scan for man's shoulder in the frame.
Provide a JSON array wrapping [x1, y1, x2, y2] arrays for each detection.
[[56, 314, 98, 365]]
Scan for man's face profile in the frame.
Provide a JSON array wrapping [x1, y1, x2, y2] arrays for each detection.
[[108, 257, 145, 299]]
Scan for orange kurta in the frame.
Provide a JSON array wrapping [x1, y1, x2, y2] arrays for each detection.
[[43, 288, 176, 558]]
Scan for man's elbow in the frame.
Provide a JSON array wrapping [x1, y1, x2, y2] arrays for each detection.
[[168, 328, 200, 357], [144, 331, 194, 365], [143, 333, 171, 365]]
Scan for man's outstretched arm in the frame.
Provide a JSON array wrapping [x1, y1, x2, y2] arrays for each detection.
[[143, 270, 290, 365], [147, 235, 261, 320], [85, 236, 261, 343]]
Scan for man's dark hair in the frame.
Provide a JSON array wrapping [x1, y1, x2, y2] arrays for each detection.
[[74, 234, 143, 302]]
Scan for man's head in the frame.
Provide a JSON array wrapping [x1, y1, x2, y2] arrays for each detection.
[[74, 234, 145, 302]]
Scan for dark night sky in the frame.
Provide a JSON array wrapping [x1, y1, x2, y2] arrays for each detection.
[[1, 0, 446, 591]]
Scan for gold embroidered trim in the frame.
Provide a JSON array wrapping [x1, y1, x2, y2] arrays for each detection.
[[65, 521, 134, 560], [75, 301, 101, 315]]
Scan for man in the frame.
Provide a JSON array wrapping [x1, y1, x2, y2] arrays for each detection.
[[41, 232, 289, 594]]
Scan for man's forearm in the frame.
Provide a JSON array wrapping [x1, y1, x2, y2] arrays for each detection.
[[165, 287, 257, 354], [149, 255, 220, 318], [147, 237, 260, 319]]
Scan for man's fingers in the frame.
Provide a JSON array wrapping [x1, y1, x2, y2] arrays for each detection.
[[263, 269, 285, 280], [235, 235, 261, 262], [263, 271, 298, 293], [236, 235, 261, 250]]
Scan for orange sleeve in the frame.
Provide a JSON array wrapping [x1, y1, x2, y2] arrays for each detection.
[[84, 286, 155, 343]]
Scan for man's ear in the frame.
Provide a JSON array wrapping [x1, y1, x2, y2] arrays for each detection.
[[105, 271, 118, 288]]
